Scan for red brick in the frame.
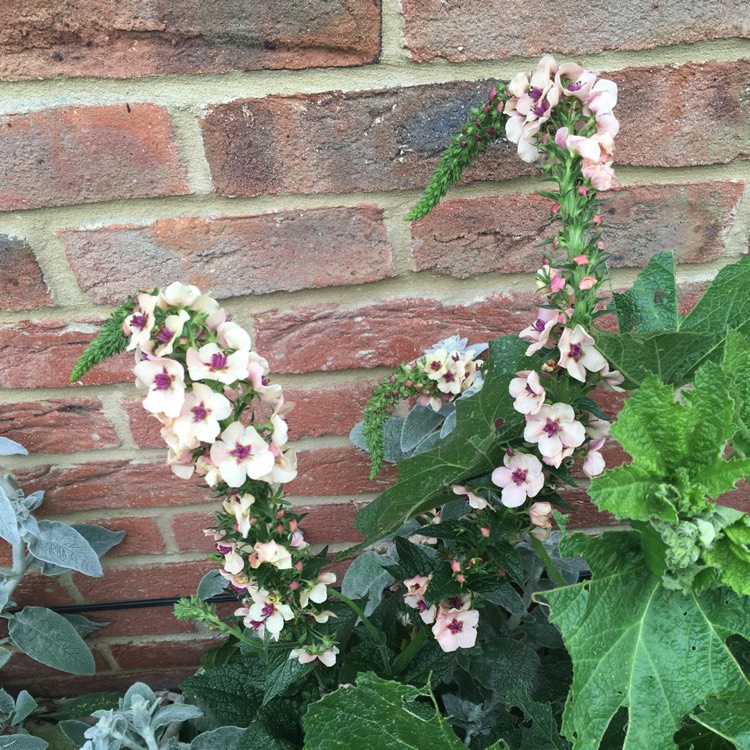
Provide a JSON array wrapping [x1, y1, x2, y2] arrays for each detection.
[[0, 398, 119, 453], [13, 572, 75, 608], [287, 446, 397, 496], [412, 182, 744, 278], [13, 460, 210, 515], [0, 104, 188, 211], [0, 319, 132, 388], [83, 516, 166, 557], [285, 382, 375, 440], [171, 510, 220, 554], [61, 207, 394, 305], [124, 398, 164, 449], [1, 648, 109, 680], [0, 0, 380, 80], [201, 82, 536, 198], [85, 606, 205, 639], [614, 62, 750, 167], [0, 235, 53, 311], [109, 637, 219, 671], [296, 502, 365, 544], [8, 666, 198, 698], [73, 559, 214, 604], [254, 293, 536, 374], [402, 0, 749, 61]]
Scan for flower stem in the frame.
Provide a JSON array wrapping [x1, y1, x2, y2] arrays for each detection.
[[391, 628, 428, 676], [529, 534, 567, 587]]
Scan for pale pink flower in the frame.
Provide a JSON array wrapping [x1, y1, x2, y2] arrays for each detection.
[[289, 645, 339, 667], [133, 358, 186, 418], [218, 541, 246, 575], [524, 403, 586, 459], [404, 577, 439, 624], [299, 572, 336, 609], [542, 445, 574, 469], [158, 282, 201, 309], [536, 265, 566, 294], [152, 310, 190, 357], [600, 363, 625, 392], [491, 452, 545, 507], [578, 276, 597, 290], [439, 593, 472, 612], [586, 79, 618, 117], [520, 307, 558, 356], [583, 437, 606, 478], [419, 394, 445, 412], [187, 343, 250, 385], [217, 321, 252, 352], [529, 501, 554, 540], [262, 445, 298, 484], [246, 589, 294, 641], [432, 608, 480, 652], [422, 349, 448, 380], [573, 254, 589, 266], [194, 454, 220, 487], [584, 413, 611, 440], [270, 413, 289, 448], [558, 325, 607, 382], [583, 159, 616, 191], [167, 447, 196, 479], [124, 293, 158, 351], [509, 370, 546, 415], [173, 382, 232, 444], [210, 422, 275, 487], [253, 540, 293, 570], [222, 493, 256, 537], [452, 484, 488, 510]]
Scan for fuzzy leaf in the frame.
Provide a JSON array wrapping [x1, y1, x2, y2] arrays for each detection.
[[401, 405, 445, 453], [196, 570, 227, 601], [302, 672, 468, 749], [590, 464, 676, 522], [191, 727, 247, 750], [27, 521, 103, 577], [262, 652, 314, 706], [542, 531, 750, 750], [704, 515, 750, 596], [151, 702, 203, 729], [611, 251, 678, 335], [62, 613, 109, 638], [355, 335, 528, 542], [341, 551, 395, 616], [8, 607, 95, 675], [0, 737, 48, 749], [12, 691, 38, 725], [0, 437, 28, 456], [0, 485, 20, 546]]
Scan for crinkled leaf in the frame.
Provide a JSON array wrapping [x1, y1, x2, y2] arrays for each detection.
[[196, 570, 227, 601], [341, 551, 395, 616], [8, 606, 95, 675], [0, 737, 48, 749], [722, 331, 750, 458], [12, 691, 38, 725], [26, 520, 102, 577], [191, 726, 247, 750], [0, 437, 28, 456], [611, 251, 678, 335], [303, 672, 467, 749], [0, 485, 20, 546], [240, 721, 294, 750], [262, 652, 314, 706], [590, 464, 677, 522], [355, 335, 528, 542], [505, 685, 568, 750], [476, 582, 526, 615], [459, 638, 541, 701], [691, 696, 750, 749], [542, 531, 750, 750], [704, 515, 750, 596]]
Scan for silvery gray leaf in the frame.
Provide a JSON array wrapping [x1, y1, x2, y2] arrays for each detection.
[[400, 405, 444, 453], [62, 613, 110, 637], [196, 570, 226, 601], [26, 520, 103, 577], [152, 703, 203, 730], [348, 422, 368, 452], [409, 431, 440, 456], [190, 727, 246, 750], [0, 689, 16, 715], [0, 736, 48, 749], [70, 524, 126, 558], [12, 690, 38, 725], [123, 683, 157, 711], [0, 485, 20, 546], [0, 437, 28, 456], [382, 417, 410, 462], [341, 551, 395, 616], [440, 410, 457, 438], [22, 491, 44, 512]]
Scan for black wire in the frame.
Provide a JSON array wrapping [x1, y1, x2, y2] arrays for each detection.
[[12, 593, 237, 616]]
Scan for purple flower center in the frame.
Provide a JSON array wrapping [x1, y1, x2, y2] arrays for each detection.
[[131, 313, 149, 331], [210, 352, 228, 371], [569, 343, 582, 361], [262, 376, 271, 386], [451, 353, 461, 362], [156, 325, 173, 343], [416, 600, 427, 612], [543, 418, 561, 438], [230, 443, 252, 462], [153, 369, 174, 391], [568, 81, 583, 92], [250, 620, 264, 630], [229, 583, 245, 595], [444, 371, 455, 383], [447, 596, 464, 609], [218, 544, 232, 555], [192, 403, 208, 422], [511, 468, 528, 486], [447, 619, 464, 634], [532, 100, 550, 118], [529, 86, 543, 101], [533, 318, 546, 332], [261, 603, 275, 619], [430, 361, 442, 371], [525, 383, 537, 395]]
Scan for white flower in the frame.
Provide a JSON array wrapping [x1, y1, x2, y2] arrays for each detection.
[[524, 403, 586, 459], [432, 608, 479, 652], [508, 370, 546, 415], [173, 382, 232, 444], [187, 343, 250, 384], [558, 325, 607, 383], [210, 422, 275, 487], [133, 357, 186, 418], [491, 452, 545, 507]]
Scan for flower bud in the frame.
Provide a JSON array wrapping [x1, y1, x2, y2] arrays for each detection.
[[593, 213, 603, 226], [488, 86, 497, 102], [275, 509, 285, 519], [573, 254, 589, 266], [456, 574, 466, 584], [578, 186, 589, 196], [480, 527, 490, 538], [295, 561, 304, 572], [451, 559, 461, 573], [289, 580, 300, 591]]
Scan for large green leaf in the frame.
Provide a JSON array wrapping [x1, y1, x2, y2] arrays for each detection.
[[600, 255, 750, 388], [691, 696, 750, 749], [722, 331, 750, 458], [302, 672, 508, 749], [355, 335, 528, 541], [542, 531, 750, 750]]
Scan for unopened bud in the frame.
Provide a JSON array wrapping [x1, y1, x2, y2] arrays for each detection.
[[578, 185, 589, 196], [459, 139, 467, 148], [474, 135, 483, 143], [289, 519, 298, 532], [484, 103, 491, 114], [404, 379, 413, 388], [289, 580, 300, 590], [451, 559, 461, 573], [480, 527, 490, 537], [456, 574, 466, 584], [275, 509, 285, 519], [550, 202, 560, 216], [295, 561, 304, 571], [486, 127, 496, 136], [488, 86, 497, 102], [249, 517, 258, 527], [276, 523, 285, 534], [593, 213, 603, 226]]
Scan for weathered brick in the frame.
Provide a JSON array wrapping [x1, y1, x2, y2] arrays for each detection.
[[171, 511, 221, 554], [14, 571, 74, 608], [412, 182, 745, 278], [2, 649, 110, 680], [288, 447, 397, 496], [0, 104, 188, 211], [124, 398, 164, 449], [0, 0, 380, 80], [0, 319, 131, 388], [613, 62, 750, 167], [84, 606, 204, 639], [61, 207, 394, 305], [73, 559, 214, 604], [402, 0, 749, 62], [254, 293, 536, 374], [202, 81, 535, 197], [0, 235, 53, 311], [0, 398, 119, 453], [109, 637, 220, 671], [14, 460, 208, 514]]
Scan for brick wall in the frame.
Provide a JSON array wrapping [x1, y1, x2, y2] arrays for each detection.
[[0, 0, 748, 694]]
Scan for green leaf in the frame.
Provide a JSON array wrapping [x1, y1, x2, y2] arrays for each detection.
[[262, 652, 314, 706], [302, 672, 467, 749], [191, 727, 247, 750], [542, 531, 750, 750], [691, 696, 750, 749], [182, 656, 266, 728], [196, 570, 227, 601], [341, 551, 395, 616], [611, 251, 678, 335], [49, 692, 121, 720], [0, 737, 48, 749], [704, 515, 750, 596], [355, 335, 528, 542], [27, 520, 103, 577], [8, 607, 95, 675], [57, 720, 91, 747], [722, 331, 750, 458], [12, 691, 38, 725], [241, 721, 295, 750], [61, 613, 109, 638], [590, 464, 677, 522], [459, 638, 541, 701], [505, 685, 568, 750]]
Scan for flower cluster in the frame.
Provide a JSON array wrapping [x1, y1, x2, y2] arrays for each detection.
[[123, 282, 339, 665]]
